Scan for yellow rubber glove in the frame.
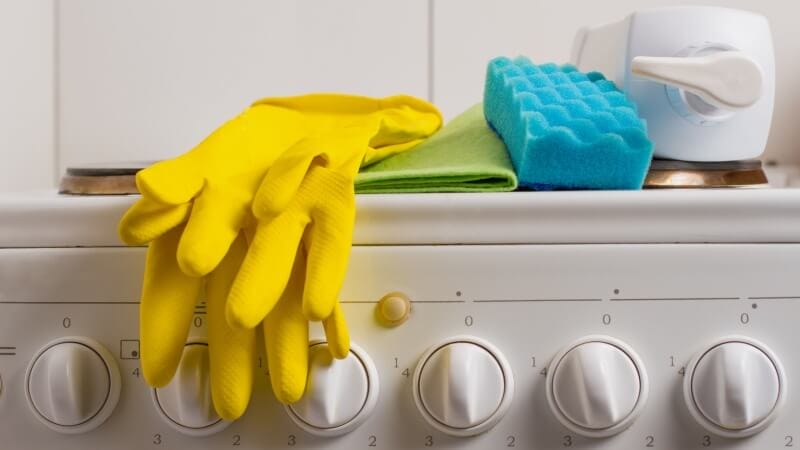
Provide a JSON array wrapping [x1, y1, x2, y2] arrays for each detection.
[[137, 226, 256, 420], [120, 103, 307, 276], [205, 233, 256, 419], [121, 103, 303, 421], [227, 97, 443, 327], [119, 93, 441, 415], [121, 94, 440, 278], [225, 100, 442, 401], [263, 246, 350, 403]]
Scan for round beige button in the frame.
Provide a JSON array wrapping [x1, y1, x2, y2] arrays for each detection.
[[376, 293, 412, 326]]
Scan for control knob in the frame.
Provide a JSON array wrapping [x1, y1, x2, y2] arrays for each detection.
[[684, 336, 785, 438], [286, 342, 379, 436], [546, 336, 648, 438], [412, 336, 514, 437], [153, 342, 230, 436], [25, 337, 121, 433]]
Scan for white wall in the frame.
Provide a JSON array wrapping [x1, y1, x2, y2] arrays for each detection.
[[1, 0, 799, 192], [0, 0, 54, 192], [57, 0, 430, 172]]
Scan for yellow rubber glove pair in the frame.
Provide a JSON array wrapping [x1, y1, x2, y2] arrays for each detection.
[[118, 94, 442, 420]]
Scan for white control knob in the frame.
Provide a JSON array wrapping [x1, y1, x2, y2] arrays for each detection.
[[286, 342, 379, 436], [684, 336, 785, 438], [25, 337, 121, 434], [546, 336, 648, 438], [153, 342, 230, 436], [413, 336, 514, 437]]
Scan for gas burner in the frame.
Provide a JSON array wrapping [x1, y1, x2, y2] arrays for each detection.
[[59, 162, 148, 195], [643, 159, 768, 189]]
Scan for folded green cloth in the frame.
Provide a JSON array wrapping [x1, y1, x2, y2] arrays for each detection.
[[355, 103, 518, 193]]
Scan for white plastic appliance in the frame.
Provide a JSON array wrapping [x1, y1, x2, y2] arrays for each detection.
[[571, 7, 775, 162], [1, 181, 800, 449]]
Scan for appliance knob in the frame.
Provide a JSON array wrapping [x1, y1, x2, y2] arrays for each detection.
[[546, 336, 648, 438], [286, 342, 379, 436], [632, 44, 762, 125], [25, 337, 121, 434], [153, 342, 229, 436], [412, 336, 514, 437], [632, 48, 762, 110], [684, 337, 785, 438]]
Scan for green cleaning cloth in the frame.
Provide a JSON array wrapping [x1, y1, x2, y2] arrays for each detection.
[[354, 103, 518, 193]]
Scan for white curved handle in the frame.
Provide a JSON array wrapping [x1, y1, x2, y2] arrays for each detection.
[[631, 51, 763, 110]]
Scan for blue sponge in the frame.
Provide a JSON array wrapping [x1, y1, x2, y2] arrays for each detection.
[[484, 56, 653, 190]]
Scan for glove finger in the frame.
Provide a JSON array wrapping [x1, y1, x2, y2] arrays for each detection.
[[136, 105, 288, 205], [140, 226, 202, 387], [136, 157, 205, 206], [226, 212, 307, 329], [263, 253, 309, 404], [303, 172, 356, 321], [177, 185, 250, 277], [118, 197, 191, 245], [252, 138, 319, 217], [322, 302, 350, 359], [206, 233, 256, 420]]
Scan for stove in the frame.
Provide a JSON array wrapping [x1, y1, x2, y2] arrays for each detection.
[[1, 168, 799, 449]]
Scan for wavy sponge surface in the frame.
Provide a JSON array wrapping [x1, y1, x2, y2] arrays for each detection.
[[484, 56, 653, 190]]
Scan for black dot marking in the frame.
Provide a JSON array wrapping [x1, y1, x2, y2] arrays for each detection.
[[752, 303, 758, 309], [613, 289, 620, 295], [456, 291, 462, 297], [131, 350, 139, 357]]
